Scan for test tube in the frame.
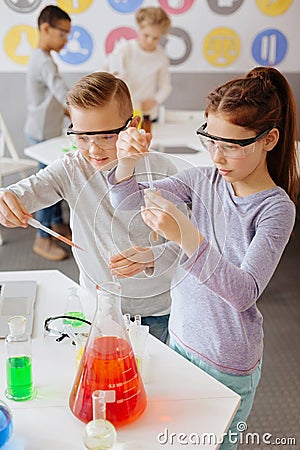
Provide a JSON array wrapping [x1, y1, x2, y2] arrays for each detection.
[[123, 313, 131, 332], [140, 129, 158, 242], [108, 249, 118, 283], [133, 315, 142, 370], [132, 315, 149, 377], [134, 315, 142, 327]]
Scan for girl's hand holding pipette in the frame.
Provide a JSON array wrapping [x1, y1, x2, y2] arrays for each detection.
[[142, 189, 204, 257], [109, 246, 154, 278], [115, 127, 151, 183], [0, 190, 32, 228]]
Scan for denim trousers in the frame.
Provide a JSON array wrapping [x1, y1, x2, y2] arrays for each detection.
[[170, 337, 262, 450], [141, 314, 169, 344], [27, 136, 63, 237]]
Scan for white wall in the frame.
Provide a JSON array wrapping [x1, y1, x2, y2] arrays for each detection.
[[0, 1, 299, 156]]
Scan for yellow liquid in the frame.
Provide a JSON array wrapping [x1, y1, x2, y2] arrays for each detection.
[[133, 109, 142, 129]]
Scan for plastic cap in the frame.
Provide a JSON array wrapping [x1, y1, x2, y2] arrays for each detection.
[[8, 316, 26, 337]]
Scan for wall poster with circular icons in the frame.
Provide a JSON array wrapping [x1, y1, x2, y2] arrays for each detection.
[[0, 0, 299, 73]]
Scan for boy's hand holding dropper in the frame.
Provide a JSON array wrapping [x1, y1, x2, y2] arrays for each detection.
[[109, 246, 154, 279], [115, 127, 151, 183], [0, 191, 32, 228]]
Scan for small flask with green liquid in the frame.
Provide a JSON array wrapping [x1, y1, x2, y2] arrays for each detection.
[[64, 287, 86, 328], [5, 316, 35, 401]]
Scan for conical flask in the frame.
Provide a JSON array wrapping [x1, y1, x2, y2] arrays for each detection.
[[69, 282, 147, 426]]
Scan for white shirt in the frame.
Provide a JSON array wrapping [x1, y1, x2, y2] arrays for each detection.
[[105, 39, 171, 119]]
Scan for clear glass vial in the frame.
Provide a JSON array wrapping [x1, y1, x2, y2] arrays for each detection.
[[5, 316, 35, 401], [83, 390, 117, 450]]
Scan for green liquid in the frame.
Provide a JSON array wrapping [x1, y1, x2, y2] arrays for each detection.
[[6, 356, 35, 401], [63, 311, 86, 327]]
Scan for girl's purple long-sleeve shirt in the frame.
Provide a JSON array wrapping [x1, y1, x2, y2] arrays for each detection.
[[109, 165, 295, 375]]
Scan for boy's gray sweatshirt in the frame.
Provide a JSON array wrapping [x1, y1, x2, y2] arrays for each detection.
[[5, 151, 180, 317]]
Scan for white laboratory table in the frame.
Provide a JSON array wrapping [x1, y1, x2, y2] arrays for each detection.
[[24, 122, 213, 169], [0, 270, 240, 450]]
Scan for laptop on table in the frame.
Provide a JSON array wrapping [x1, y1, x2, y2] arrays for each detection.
[[0, 280, 37, 338]]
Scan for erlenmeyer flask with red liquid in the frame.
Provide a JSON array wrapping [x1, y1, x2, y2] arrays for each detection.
[[69, 282, 147, 426]]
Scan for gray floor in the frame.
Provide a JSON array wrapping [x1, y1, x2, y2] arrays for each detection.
[[0, 214, 299, 449]]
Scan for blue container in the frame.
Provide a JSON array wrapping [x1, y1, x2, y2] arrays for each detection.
[[0, 401, 13, 448]]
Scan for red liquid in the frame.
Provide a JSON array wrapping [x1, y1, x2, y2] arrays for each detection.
[[69, 336, 147, 426]]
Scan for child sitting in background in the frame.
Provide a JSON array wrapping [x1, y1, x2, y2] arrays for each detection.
[[104, 6, 172, 121]]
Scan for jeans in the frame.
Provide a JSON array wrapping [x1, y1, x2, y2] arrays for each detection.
[[170, 337, 262, 450], [141, 314, 169, 344], [27, 136, 63, 238]]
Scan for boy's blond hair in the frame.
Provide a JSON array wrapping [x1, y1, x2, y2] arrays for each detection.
[[135, 7, 171, 35], [66, 72, 133, 119]]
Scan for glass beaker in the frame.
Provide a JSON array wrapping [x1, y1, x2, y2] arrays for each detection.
[[69, 282, 147, 426], [5, 316, 35, 401]]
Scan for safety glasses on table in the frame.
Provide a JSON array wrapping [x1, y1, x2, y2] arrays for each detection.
[[44, 315, 91, 343]]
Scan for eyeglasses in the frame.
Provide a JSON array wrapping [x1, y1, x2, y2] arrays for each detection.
[[51, 25, 70, 39], [196, 123, 275, 159], [44, 315, 91, 343], [67, 116, 133, 151]]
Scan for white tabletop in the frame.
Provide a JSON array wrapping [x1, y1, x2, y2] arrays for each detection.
[[0, 270, 240, 450], [24, 122, 213, 169]]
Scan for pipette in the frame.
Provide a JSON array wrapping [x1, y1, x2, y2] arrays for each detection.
[[108, 249, 119, 283], [140, 129, 158, 242], [140, 129, 154, 190], [27, 217, 84, 251]]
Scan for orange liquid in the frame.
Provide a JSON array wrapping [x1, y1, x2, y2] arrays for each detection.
[[69, 336, 147, 426]]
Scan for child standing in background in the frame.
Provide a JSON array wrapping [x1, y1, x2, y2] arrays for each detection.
[[109, 66, 299, 449], [24, 5, 72, 261], [105, 6, 172, 121]]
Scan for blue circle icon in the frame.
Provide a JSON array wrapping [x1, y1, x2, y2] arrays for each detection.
[[58, 26, 93, 65], [107, 0, 143, 13], [252, 29, 288, 66]]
